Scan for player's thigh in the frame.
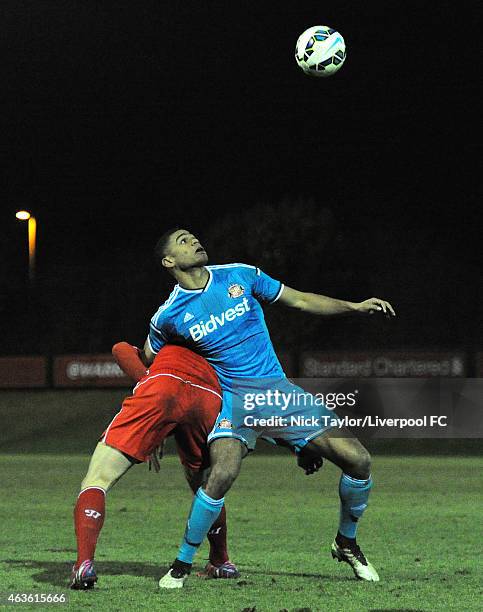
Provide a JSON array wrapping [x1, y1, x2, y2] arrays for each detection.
[[210, 436, 247, 462], [304, 427, 371, 479], [174, 424, 211, 474], [175, 379, 223, 471], [102, 378, 180, 463], [209, 437, 246, 477], [81, 442, 134, 491]]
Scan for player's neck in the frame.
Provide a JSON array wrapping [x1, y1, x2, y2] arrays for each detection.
[[176, 266, 209, 291]]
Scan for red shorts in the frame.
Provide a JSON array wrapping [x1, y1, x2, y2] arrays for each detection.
[[102, 370, 222, 470]]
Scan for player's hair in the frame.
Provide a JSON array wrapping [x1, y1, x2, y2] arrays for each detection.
[[154, 227, 181, 268]]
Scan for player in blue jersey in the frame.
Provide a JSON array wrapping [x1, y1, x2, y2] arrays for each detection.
[[142, 228, 396, 588]]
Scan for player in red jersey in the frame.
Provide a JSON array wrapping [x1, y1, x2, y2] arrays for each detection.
[[70, 342, 239, 590]]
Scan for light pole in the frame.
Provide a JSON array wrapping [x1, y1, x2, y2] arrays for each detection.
[[16, 210, 37, 283]]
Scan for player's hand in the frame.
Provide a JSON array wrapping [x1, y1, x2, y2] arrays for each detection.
[[297, 453, 323, 475], [148, 440, 166, 473], [356, 297, 396, 318]]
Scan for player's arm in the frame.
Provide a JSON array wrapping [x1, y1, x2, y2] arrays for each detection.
[[140, 338, 156, 367], [112, 342, 148, 382], [278, 286, 396, 317]]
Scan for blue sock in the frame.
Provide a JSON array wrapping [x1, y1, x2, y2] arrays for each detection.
[[338, 473, 373, 539], [177, 488, 224, 564]]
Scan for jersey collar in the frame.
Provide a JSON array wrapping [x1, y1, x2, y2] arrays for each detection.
[[176, 267, 213, 294]]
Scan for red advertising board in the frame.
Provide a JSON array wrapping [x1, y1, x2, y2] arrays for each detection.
[[300, 351, 466, 377], [53, 354, 132, 387], [0, 356, 47, 388]]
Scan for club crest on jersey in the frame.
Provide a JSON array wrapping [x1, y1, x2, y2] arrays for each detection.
[[228, 283, 244, 298], [218, 419, 232, 429]]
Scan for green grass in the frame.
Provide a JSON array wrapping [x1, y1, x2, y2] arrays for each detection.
[[0, 454, 481, 611]]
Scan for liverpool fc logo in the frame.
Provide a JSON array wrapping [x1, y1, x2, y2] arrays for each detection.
[[228, 284, 245, 298]]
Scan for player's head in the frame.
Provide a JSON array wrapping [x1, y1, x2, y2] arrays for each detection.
[[154, 228, 208, 275]]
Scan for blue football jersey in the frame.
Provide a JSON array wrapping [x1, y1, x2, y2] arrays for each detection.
[[148, 264, 285, 390]]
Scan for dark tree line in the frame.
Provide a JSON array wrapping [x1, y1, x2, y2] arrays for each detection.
[[1, 198, 478, 355]]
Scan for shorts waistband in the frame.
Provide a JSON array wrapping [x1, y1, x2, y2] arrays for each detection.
[[137, 368, 221, 397]]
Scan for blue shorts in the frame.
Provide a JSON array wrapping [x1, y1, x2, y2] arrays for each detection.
[[207, 377, 335, 452]]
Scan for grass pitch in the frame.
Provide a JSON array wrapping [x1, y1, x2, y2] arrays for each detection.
[[0, 453, 481, 611]]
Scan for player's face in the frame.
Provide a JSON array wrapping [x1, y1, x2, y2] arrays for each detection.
[[166, 229, 208, 270]]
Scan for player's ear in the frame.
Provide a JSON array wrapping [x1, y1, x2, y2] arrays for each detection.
[[162, 255, 175, 270]]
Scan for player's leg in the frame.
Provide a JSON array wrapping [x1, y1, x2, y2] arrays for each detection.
[[175, 419, 228, 570], [182, 465, 238, 578], [205, 436, 246, 496], [304, 429, 379, 581], [270, 375, 378, 581], [159, 437, 245, 588], [183, 466, 230, 565], [72, 374, 184, 589], [305, 427, 371, 478], [71, 442, 134, 589]]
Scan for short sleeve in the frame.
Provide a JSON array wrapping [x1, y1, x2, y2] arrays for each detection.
[[252, 267, 284, 304], [148, 315, 168, 354]]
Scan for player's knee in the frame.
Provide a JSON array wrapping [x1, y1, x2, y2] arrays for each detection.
[[205, 438, 243, 497], [205, 462, 239, 498], [81, 463, 121, 491], [81, 443, 133, 492], [213, 462, 238, 488], [81, 469, 114, 492], [352, 447, 371, 479]]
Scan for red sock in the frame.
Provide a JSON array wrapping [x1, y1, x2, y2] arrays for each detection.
[[207, 504, 229, 565], [74, 487, 106, 567]]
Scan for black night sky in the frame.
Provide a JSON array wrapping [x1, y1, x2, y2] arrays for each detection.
[[1, 1, 481, 355]]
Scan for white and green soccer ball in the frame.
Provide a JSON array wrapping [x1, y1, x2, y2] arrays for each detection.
[[295, 25, 346, 77]]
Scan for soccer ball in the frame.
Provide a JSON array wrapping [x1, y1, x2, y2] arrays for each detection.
[[295, 25, 346, 77]]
